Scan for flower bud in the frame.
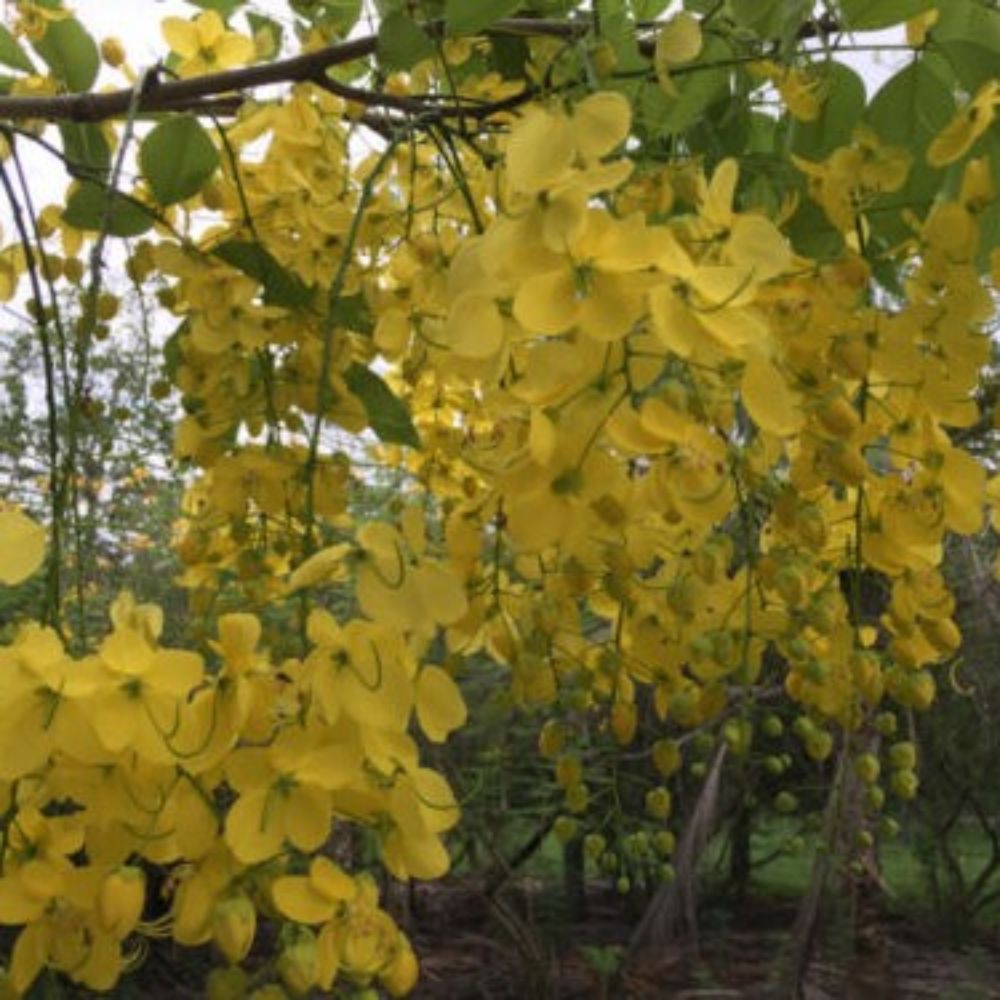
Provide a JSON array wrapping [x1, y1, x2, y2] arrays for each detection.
[[97, 865, 146, 939], [278, 934, 318, 995], [101, 37, 126, 68], [212, 895, 256, 965], [381, 942, 419, 997]]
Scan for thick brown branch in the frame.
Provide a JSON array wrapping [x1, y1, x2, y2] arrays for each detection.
[[0, 32, 379, 122], [0, 19, 580, 124]]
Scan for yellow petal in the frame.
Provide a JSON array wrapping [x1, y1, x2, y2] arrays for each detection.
[[656, 12, 702, 67], [648, 285, 703, 357], [287, 543, 351, 593], [413, 563, 468, 626], [0, 510, 46, 585], [528, 409, 558, 466], [741, 355, 803, 436], [446, 293, 505, 358], [513, 269, 579, 334], [272, 876, 334, 924], [506, 106, 575, 193], [572, 92, 631, 160], [161, 17, 200, 58], [195, 10, 225, 48], [309, 856, 356, 903], [215, 34, 255, 69], [416, 666, 467, 743], [225, 787, 283, 863], [283, 784, 332, 853], [726, 216, 790, 282]]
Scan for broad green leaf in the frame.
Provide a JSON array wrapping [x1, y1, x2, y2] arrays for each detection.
[[32, 18, 99, 93], [597, 0, 645, 72], [63, 182, 156, 237], [730, 0, 785, 35], [0, 24, 34, 73], [377, 12, 434, 70], [642, 36, 731, 137], [330, 293, 374, 335], [931, 1, 1000, 91], [491, 35, 529, 79], [213, 240, 313, 310], [789, 62, 865, 160], [629, 0, 670, 17], [865, 60, 954, 249], [140, 116, 220, 207], [446, 0, 519, 36], [247, 13, 284, 58], [786, 196, 844, 260], [58, 122, 111, 181], [841, 0, 936, 31], [865, 59, 954, 153], [344, 364, 421, 449], [299, 0, 362, 36]]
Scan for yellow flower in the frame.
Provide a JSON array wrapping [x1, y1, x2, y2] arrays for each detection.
[[0, 509, 45, 585], [161, 11, 255, 79], [14, 2, 70, 43], [927, 80, 1000, 168]]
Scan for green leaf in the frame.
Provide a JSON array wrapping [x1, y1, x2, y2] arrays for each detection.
[[0, 24, 35, 73], [865, 59, 954, 154], [330, 293, 374, 335], [32, 18, 99, 93], [931, 1, 1000, 91], [786, 196, 843, 260], [325, 0, 364, 35], [140, 116, 220, 207], [730, 0, 784, 34], [789, 62, 865, 160], [841, 0, 936, 31], [213, 240, 313, 310], [58, 122, 111, 181], [247, 13, 284, 58], [491, 35, 529, 79], [446, 0, 519, 35], [629, 0, 670, 18], [344, 363, 421, 449], [63, 182, 156, 237], [864, 59, 954, 249], [378, 12, 435, 70], [642, 36, 732, 137]]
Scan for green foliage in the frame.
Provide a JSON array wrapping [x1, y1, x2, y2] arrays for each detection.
[[343, 363, 421, 449], [57, 122, 111, 181], [789, 62, 865, 160], [641, 35, 732, 137], [840, 0, 937, 31], [32, 16, 98, 92], [62, 182, 156, 237], [140, 116, 220, 207], [0, 23, 34, 73], [445, 0, 520, 36], [377, 12, 435, 70], [931, 0, 1000, 91], [212, 240, 313, 309]]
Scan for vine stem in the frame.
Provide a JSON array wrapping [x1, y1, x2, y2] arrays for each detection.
[[0, 157, 65, 632]]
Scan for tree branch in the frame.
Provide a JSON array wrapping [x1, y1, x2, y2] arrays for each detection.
[[0, 19, 580, 123]]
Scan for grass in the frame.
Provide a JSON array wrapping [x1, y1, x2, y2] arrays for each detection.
[[721, 817, 1000, 928], [471, 810, 1000, 936]]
